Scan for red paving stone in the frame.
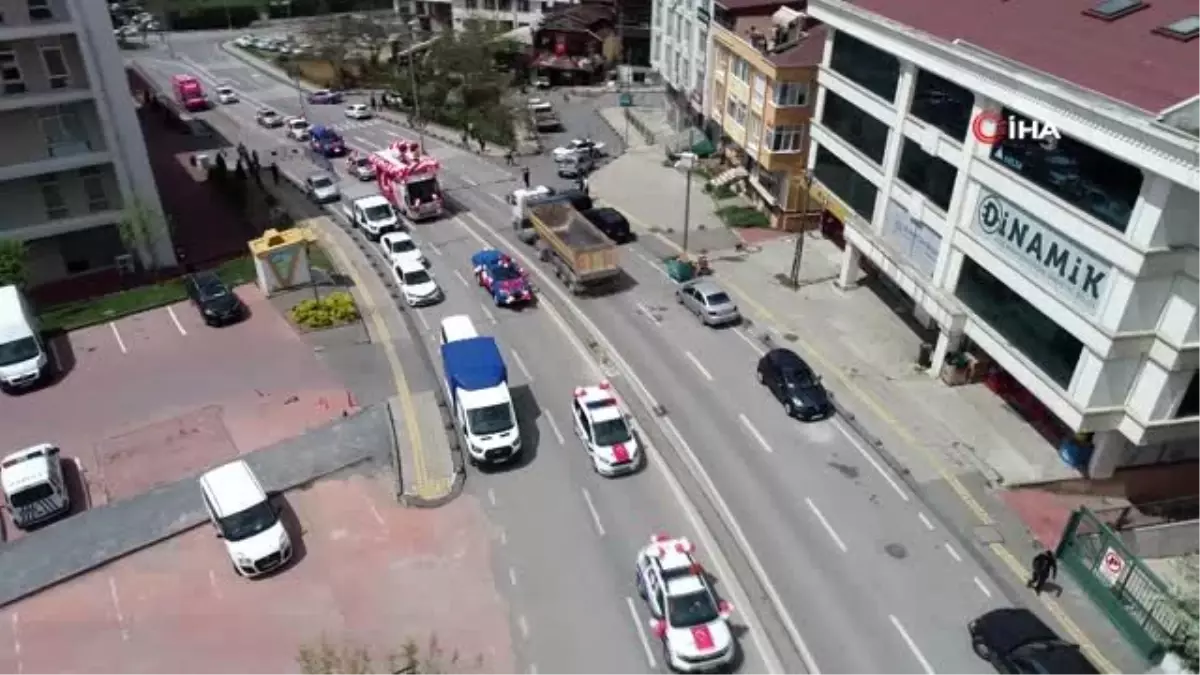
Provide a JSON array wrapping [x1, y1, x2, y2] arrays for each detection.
[[1000, 488, 1075, 549], [737, 227, 792, 247], [0, 477, 513, 674]]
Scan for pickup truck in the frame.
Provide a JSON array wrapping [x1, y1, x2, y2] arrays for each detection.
[[442, 337, 522, 465], [520, 195, 619, 294], [342, 195, 399, 240]]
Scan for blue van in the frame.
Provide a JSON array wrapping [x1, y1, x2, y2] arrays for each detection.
[[309, 125, 346, 157]]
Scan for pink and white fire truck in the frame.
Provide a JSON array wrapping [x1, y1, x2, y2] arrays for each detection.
[[369, 139, 444, 221]]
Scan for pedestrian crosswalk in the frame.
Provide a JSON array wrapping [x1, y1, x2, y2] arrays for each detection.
[[327, 118, 385, 133]]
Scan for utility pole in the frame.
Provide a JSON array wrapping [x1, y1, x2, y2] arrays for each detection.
[[788, 172, 812, 287], [681, 127, 694, 254], [406, 20, 425, 152], [223, 0, 233, 30]]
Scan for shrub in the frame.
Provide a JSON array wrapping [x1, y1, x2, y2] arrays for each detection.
[[710, 184, 737, 200], [289, 292, 360, 330], [717, 205, 771, 229]]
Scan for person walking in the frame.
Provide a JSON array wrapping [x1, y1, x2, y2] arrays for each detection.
[[1028, 550, 1058, 595], [369, 94, 377, 110], [270, 162, 280, 186], [505, 148, 515, 166], [521, 166, 530, 189]]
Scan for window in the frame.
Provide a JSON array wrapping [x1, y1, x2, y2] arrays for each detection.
[[990, 107, 1143, 232], [765, 125, 805, 152], [40, 45, 69, 89], [773, 81, 808, 107], [745, 113, 761, 152], [0, 49, 24, 94], [909, 69, 974, 141], [517, 0, 530, 11], [79, 167, 110, 212], [756, 169, 786, 204], [731, 56, 749, 82], [715, 48, 728, 75], [37, 174, 68, 219], [1177, 371, 1199, 418], [820, 90, 889, 164], [828, 30, 900, 102], [812, 145, 878, 220], [464, 0, 478, 9], [56, 224, 126, 275], [39, 105, 89, 156], [725, 98, 746, 126], [751, 74, 766, 109], [896, 140, 958, 211], [27, 0, 53, 21], [955, 257, 1083, 388]]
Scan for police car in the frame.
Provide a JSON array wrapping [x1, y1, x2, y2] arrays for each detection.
[[572, 382, 640, 476], [636, 534, 736, 672]]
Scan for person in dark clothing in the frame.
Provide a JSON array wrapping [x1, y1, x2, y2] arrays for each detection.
[[251, 149, 261, 171], [505, 148, 515, 166], [521, 166, 530, 189], [369, 94, 377, 110], [1028, 550, 1058, 595], [270, 162, 280, 185]]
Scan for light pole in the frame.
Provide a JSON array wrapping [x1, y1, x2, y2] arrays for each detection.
[[223, 0, 233, 31], [788, 172, 813, 287], [405, 19, 425, 151], [681, 128, 694, 255]]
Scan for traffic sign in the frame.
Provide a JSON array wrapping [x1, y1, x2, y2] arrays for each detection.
[[1098, 547, 1126, 586]]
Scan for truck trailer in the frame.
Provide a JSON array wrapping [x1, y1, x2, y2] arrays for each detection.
[[521, 195, 619, 294]]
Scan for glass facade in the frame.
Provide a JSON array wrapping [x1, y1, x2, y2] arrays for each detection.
[[821, 91, 889, 164], [813, 145, 878, 221], [955, 257, 1083, 388], [990, 108, 1144, 232], [909, 69, 974, 141], [828, 30, 900, 102], [897, 139, 958, 211]]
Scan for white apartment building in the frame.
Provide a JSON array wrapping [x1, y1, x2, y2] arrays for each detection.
[[442, 0, 575, 31], [805, 0, 1198, 478], [649, 0, 711, 121], [0, 0, 171, 286]]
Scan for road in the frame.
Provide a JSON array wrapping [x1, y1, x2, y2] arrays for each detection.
[[131, 35, 1027, 674]]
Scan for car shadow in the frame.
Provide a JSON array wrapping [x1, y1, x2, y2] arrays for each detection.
[[473, 384, 540, 474], [43, 330, 76, 385], [260, 493, 309, 577]]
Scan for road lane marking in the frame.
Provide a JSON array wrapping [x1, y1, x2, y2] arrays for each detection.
[[479, 304, 498, 325], [684, 351, 713, 381], [580, 487, 606, 536], [415, 309, 430, 331], [625, 596, 658, 669], [108, 577, 130, 641], [918, 512, 935, 531], [166, 306, 188, 335], [635, 302, 661, 325], [487, 488, 497, 507], [805, 497, 847, 553], [510, 348, 532, 381], [368, 502, 387, 528], [453, 215, 492, 248], [518, 615, 530, 639], [738, 414, 773, 453], [353, 135, 370, 145], [889, 615, 935, 674], [453, 269, 470, 287], [490, 193, 506, 204], [427, 241, 441, 256], [498, 527, 507, 545], [208, 569, 223, 600], [944, 542, 963, 563], [734, 327, 766, 354], [461, 176, 478, 186], [109, 322, 127, 354], [509, 567, 518, 587], [974, 577, 992, 598], [831, 418, 909, 502], [10, 611, 19, 656], [544, 412, 565, 445]]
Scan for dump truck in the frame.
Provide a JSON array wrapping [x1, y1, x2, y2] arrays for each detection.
[[521, 195, 619, 294]]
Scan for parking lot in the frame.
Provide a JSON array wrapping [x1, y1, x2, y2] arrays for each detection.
[[0, 473, 515, 673], [0, 285, 354, 538]]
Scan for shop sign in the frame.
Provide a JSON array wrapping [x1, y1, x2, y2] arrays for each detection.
[[973, 190, 1111, 315], [808, 181, 851, 225], [882, 200, 940, 281]]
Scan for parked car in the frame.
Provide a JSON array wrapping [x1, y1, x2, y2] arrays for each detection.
[[307, 89, 342, 104], [969, 609, 1099, 674], [676, 279, 740, 327], [255, 108, 283, 128], [215, 86, 238, 104], [345, 103, 372, 120], [581, 207, 633, 243], [755, 348, 831, 420], [183, 271, 245, 326], [304, 172, 340, 203]]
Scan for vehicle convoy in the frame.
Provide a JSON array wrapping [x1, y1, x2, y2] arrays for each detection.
[[471, 249, 533, 307], [0, 284, 49, 391], [572, 381, 641, 476], [308, 125, 346, 157], [518, 194, 620, 294], [342, 195, 399, 240], [440, 330, 522, 466], [0, 444, 70, 530], [170, 74, 208, 112], [370, 139, 444, 221]]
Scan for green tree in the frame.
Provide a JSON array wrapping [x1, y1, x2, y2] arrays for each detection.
[[297, 635, 481, 674], [117, 199, 170, 270], [1170, 554, 1199, 672], [0, 239, 29, 288], [303, 13, 397, 88]]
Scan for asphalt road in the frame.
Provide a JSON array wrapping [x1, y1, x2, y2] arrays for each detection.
[[131, 35, 1025, 674]]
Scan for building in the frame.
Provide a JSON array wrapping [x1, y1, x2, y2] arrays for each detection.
[[649, 0, 711, 126], [707, 0, 824, 228], [529, 2, 617, 85], [447, 0, 576, 32], [804, 0, 1199, 478], [0, 0, 172, 287]]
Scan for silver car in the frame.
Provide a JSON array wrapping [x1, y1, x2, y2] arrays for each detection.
[[676, 279, 741, 326], [305, 173, 340, 203]]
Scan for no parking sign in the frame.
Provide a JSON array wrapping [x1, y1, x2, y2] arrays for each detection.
[[1098, 547, 1126, 586]]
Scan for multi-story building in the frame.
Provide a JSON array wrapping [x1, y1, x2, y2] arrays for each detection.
[[0, 0, 171, 287], [649, 0, 711, 126], [448, 0, 574, 31], [707, 0, 823, 228], [804, 0, 1198, 477]]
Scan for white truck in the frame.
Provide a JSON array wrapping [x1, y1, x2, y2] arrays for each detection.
[[1, 443, 70, 530], [441, 336, 522, 466], [0, 284, 49, 392], [342, 195, 400, 241]]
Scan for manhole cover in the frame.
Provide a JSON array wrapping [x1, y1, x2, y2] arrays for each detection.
[[973, 525, 1004, 545], [782, 332, 798, 342], [884, 543, 907, 559]]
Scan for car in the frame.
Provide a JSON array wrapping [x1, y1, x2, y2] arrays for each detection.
[[379, 232, 426, 268], [235, 35, 254, 47], [527, 98, 553, 113], [255, 107, 283, 128], [635, 534, 736, 673], [756, 348, 831, 420], [307, 89, 343, 104], [571, 381, 641, 476], [675, 279, 740, 327], [582, 207, 633, 243], [215, 85, 238, 104], [390, 258, 443, 307], [969, 609, 1099, 674], [304, 172, 340, 203], [471, 249, 533, 306], [183, 271, 245, 326], [347, 154, 376, 180], [285, 116, 311, 141], [533, 76, 551, 89], [553, 138, 605, 162], [199, 460, 292, 578], [308, 125, 346, 157], [345, 103, 372, 120], [556, 153, 594, 179]]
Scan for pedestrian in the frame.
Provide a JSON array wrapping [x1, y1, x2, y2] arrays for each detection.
[[505, 148, 515, 166], [369, 94, 377, 110], [270, 162, 280, 186], [237, 142, 248, 159], [521, 166, 530, 189], [1028, 550, 1058, 595], [251, 149, 261, 171], [479, 138, 487, 154]]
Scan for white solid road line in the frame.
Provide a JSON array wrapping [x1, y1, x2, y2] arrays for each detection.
[[889, 614, 935, 674], [580, 488, 606, 537], [166, 306, 188, 336], [480, 304, 498, 325], [510, 348, 533, 381], [427, 241, 441, 256], [738, 414, 774, 453], [805, 497, 848, 553], [625, 596, 658, 670], [544, 412, 565, 445], [734, 327, 766, 355], [974, 576, 993, 598], [107, 577, 129, 641], [918, 512, 936, 531], [944, 542, 963, 563], [415, 309, 430, 331], [453, 269, 470, 287], [635, 302, 661, 325], [454, 215, 492, 248], [831, 418, 909, 502], [353, 135, 370, 145], [10, 611, 19, 657], [684, 350, 714, 381], [109, 322, 127, 354], [208, 569, 223, 600]]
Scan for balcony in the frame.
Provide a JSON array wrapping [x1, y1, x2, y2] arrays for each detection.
[[0, 147, 111, 183], [0, 0, 76, 42], [0, 36, 92, 112]]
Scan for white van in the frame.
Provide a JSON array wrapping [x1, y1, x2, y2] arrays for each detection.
[[438, 314, 478, 346], [0, 285, 48, 391], [0, 443, 70, 530], [199, 460, 292, 578]]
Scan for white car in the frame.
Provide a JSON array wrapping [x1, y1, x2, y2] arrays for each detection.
[[345, 103, 372, 120], [391, 259, 442, 307], [635, 535, 736, 673], [235, 35, 254, 47], [199, 460, 292, 578], [216, 86, 238, 104], [379, 232, 426, 268], [347, 155, 376, 180], [553, 138, 605, 162], [527, 98, 553, 113], [285, 116, 310, 141], [571, 381, 640, 476]]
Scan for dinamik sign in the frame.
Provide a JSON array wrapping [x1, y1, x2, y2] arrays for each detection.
[[972, 190, 1111, 316]]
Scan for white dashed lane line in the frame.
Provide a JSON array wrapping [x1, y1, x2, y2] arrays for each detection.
[[805, 497, 848, 553], [889, 614, 935, 674], [918, 512, 935, 531], [738, 414, 774, 454], [684, 350, 713, 381], [109, 322, 127, 354], [625, 596, 658, 670], [944, 542, 963, 563], [580, 488, 606, 537], [543, 412, 565, 445]]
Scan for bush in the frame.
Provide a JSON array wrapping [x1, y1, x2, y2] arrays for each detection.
[[717, 205, 771, 229], [710, 184, 737, 200], [289, 291, 360, 330]]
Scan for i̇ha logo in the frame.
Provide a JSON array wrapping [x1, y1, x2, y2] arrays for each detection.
[[972, 111, 1061, 151]]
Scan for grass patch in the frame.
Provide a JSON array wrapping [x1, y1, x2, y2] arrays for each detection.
[[716, 205, 771, 229]]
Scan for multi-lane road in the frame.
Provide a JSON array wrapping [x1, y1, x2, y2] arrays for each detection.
[[132, 33, 1026, 674]]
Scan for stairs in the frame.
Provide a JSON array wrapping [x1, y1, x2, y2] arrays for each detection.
[[710, 167, 748, 186]]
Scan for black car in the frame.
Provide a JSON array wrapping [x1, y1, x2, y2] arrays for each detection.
[[756, 348, 831, 420], [582, 207, 633, 243], [969, 609, 1099, 674], [184, 271, 245, 326]]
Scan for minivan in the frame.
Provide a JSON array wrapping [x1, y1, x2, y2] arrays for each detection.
[[199, 460, 292, 578], [0, 285, 48, 392], [439, 314, 478, 346]]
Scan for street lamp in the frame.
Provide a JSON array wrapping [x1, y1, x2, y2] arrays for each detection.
[[681, 128, 695, 255], [404, 19, 425, 152]]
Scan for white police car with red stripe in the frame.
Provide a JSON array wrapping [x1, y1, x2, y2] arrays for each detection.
[[571, 381, 641, 476], [636, 534, 736, 672]]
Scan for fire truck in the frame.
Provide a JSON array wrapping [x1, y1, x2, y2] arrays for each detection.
[[369, 139, 445, 221]]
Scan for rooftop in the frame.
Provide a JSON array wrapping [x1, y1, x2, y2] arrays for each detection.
[[838, 0, 1199, 113], [721, 13, 827, 69]]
